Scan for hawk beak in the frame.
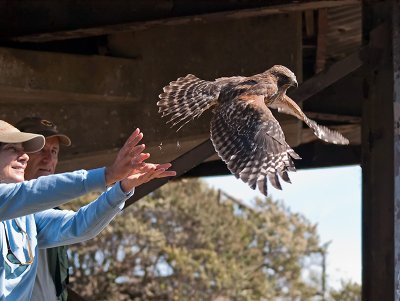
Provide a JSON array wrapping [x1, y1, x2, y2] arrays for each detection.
[[292, 79, 298, 88]]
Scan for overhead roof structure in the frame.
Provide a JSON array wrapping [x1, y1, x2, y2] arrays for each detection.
[[0, 1, 398, 300], [0, 0, 362, 173]]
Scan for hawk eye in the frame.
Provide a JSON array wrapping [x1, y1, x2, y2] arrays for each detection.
[[277, 75, 291, 87]]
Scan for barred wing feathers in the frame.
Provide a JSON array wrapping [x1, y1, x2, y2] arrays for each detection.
[[157, 74, 221, 131], [210, 98, 300, 196], [157, 74, 246, 131]]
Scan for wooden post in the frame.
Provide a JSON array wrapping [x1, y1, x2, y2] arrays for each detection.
[[361, 0, 400, 300], [392, 0, 400, 298]]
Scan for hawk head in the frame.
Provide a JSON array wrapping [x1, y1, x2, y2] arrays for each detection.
[[269, 65, 298, 89]]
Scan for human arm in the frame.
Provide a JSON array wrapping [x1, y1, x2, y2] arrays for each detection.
[[0, 168, 106, 221], [0, 128, 154, 220], [34, 181, 132, 248], [34, 164, 176, 247]]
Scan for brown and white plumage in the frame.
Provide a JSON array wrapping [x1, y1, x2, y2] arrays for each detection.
[[157, 65, 349, 196]]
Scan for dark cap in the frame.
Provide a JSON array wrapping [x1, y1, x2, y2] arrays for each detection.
[[0, 120, 45, 153], [16, 117, 71, 146]]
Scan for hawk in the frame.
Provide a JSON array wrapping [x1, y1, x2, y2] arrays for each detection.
[[157, 65, 349, 196]]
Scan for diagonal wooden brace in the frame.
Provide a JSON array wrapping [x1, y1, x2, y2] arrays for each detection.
[[124, 139, 215, 208]]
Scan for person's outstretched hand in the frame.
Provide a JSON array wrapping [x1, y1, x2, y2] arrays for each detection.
[[121, 163, 176, 192], [105, 129, 150, 186]]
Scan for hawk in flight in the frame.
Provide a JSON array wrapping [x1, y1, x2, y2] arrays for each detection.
[[157, 65, 349, 196]]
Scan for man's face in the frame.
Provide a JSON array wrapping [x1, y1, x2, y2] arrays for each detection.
[[24, 136, 60, 180]]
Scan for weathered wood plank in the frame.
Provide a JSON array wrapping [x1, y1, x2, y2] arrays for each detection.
[[56, 134, 210, 173], [125, 139, 215, 207], [315, 9, 328, 73], [289, 50, 363, 103], [301, 123, 360, 144], [304, 10, 316, 37], [185, 144, 361, 177], [303, 111, 361, 123], [393, 0, 400, 298], [0, 48, 142, 103], [7, 0, 360, 42], [0, 13, 302, 105], [361, 5, 398, 299]]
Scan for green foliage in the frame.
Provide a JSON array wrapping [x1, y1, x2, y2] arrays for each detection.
[[67, 179, 328, 300], [328, 280, 361, 301]]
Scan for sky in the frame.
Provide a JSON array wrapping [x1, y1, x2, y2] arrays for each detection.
[[203, 165, 362, 289]]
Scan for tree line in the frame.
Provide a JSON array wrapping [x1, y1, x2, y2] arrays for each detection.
[[65, 179, 360, 301]]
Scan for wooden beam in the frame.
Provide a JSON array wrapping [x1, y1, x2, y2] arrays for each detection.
[[56, 135, 210, 173], [394, 3, 400, 298], [361, 3, 399, 298], [304, 10, 316, 37], [7, 0, 360, 42], [185, 143, 361, 177], [301, 123, 360, 144], [303, 111, 361, 123], [0, 13, 301, 106], [315, 9, 328, 73], [295, 142, 360, 169], [125, 139, 215, 207], [289, 49, 363, 103], [0, 47, 142, 103]]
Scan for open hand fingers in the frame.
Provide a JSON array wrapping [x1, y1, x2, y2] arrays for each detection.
[[153, 163, 176, 178], [117, 129, 145, 162], [153, 163, 172, 170], [149, 167, 177, 179], [121, 162, 175, 191], [128, 144, 146, 158], [124, 128, 143, 147], [130, 162, 176, 181], [131, 153, 150, 166], [131, 160, 154, 174], [138, 163, 176, 180], [157, 170, 177, 178]]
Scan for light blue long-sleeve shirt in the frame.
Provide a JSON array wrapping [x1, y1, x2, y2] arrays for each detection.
[[0, 168, 133, 301]]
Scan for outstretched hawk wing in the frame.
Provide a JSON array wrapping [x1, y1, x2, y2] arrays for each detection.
[[269, 96, 349, 145], [210, 95, 300, 196], [157, 74, 246, 131]]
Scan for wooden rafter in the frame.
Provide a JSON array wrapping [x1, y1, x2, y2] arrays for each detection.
[[289, 49, 363, 103], [361, 4, 400, 299], [304, 10, 316, 37], [303, 111, 361, 123], [9, 0, 360, 42], [315, 8, 328, 73], [125, 139, 215, 207]]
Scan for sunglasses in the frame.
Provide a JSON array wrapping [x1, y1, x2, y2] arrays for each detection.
[[3, 220, 34, 277]]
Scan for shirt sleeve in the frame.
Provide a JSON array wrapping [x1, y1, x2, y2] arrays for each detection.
[[34, 182, 134, 248], [0, 168, 106, 221]]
